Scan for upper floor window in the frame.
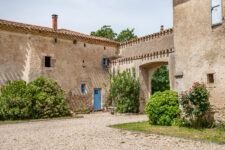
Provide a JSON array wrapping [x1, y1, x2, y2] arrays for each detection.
[[211, 0, 222, 26], [81, 84, 86, 94], [45, 56, 51, 67], [102, 58, 108, 67]]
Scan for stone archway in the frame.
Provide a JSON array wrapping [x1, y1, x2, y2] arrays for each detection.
[[138, 59, 175, 112]]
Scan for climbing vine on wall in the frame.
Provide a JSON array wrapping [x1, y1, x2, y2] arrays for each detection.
[[109, 68, 140, 113]]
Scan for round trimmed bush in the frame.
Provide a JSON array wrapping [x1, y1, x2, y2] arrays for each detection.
[[145, 90, 180, 126]]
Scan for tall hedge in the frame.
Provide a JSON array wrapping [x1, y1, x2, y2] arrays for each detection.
[[0, 77, 71, 120], [109, 69, 140, 113]]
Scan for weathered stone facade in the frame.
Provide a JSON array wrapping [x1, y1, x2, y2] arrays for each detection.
[[0, 0, 225, 117], [0, 18, 119, 111], [173, 0, 225, 121]]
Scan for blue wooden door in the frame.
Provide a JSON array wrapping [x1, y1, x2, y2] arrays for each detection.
[[94, 89, 101, 110]]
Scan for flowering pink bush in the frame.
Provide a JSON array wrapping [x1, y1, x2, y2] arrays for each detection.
[[180, 82, 211, 128]]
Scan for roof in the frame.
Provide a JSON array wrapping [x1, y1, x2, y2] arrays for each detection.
[[0, 18, 173, 47], [0, 19, 120, 46]]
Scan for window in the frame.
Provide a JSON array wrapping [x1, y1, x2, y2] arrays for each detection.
[[102, 58, 108, 67], [54, 38, 58, 43], [45, 56, 51, 67], [73, 40, 77, 45], [81, 84, 86, 94], [84, 43, 86, 47], [104, 47, 106, 50], [94, 89, 98, 94], [207, 73, 214, 83], [211, 0, 222, 26]]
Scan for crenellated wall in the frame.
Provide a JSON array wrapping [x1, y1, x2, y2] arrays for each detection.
[[119, 28, 174, 57]]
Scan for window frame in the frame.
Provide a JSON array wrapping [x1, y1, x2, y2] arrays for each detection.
[[211, 0, 223, 26]]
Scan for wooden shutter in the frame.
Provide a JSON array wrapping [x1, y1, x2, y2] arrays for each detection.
[[212, 0, 222, 25]]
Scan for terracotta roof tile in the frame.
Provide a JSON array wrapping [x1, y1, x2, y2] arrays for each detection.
[[0, 19, 120, 45]]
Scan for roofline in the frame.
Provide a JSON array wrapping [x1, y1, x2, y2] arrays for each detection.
[[0, 19, 120, 47], [0, 18, 173, 47]]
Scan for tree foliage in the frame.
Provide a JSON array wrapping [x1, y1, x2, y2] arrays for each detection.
[[116, 28, 138, 42], [151, 65, 170, 94], [90, 25, 138, 42], [90, 25, 117, 40], [109, 69, 140, 113], [0, 77, 71, 120]]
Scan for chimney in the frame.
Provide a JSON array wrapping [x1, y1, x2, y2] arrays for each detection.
[[160, 25, 164, 32], [52, 14, 58, 31]]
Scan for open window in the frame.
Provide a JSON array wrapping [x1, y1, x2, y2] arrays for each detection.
[[207, 73, 215, 84], [45, 56, 51, 67], [211, 0, 222, 26]]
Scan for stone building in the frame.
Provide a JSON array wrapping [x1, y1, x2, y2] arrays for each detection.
[[0, 0, 225, 118]]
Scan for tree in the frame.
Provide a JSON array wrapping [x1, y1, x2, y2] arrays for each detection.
[[109, 69, 140, 113], [90, 25, 138, 42], [116, 28, 138, 42], [90, 25, 117, 40], [151, 65, 170, 94]]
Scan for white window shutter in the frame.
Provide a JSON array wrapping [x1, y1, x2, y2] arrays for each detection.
[[212, 0, 222, 25]]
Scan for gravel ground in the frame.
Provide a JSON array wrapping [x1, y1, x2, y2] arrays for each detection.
[[0, 112, 224, 150]]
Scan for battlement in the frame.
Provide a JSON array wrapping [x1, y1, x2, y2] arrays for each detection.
[[111, 47, 174, 64], [119, 28, 173, 49]]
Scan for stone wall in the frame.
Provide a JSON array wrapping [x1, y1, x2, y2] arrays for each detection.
[[119, 29, 173, 57], [0, 29, 118, 110], [173, 0, 225, 109]]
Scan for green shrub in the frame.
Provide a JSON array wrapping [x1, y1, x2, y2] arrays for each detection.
[[180, 82, 211, 128], [145, 90, 180, 126], [0, 77, 71, 120], [26, 77, 71, 119], [109, 68, 140, 113], [0, 80, 31, 120]]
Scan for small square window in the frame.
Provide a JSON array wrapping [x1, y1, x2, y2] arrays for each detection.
[[84, 43, 86, 47], [45, 56, 51, 67], [54, 38, 57, 43], [102, 58, 108, 67], [95, 90, 98, 94], [104, 47, 106, 50], [73, 40, 77, 45], [81, 84, 86, 94], [207, 74, 214, 84]]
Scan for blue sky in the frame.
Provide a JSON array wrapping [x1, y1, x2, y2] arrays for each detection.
[[0, 0, 173, 37]]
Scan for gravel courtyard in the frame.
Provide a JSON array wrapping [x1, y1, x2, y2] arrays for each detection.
[[0, 112, 224, 150]]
